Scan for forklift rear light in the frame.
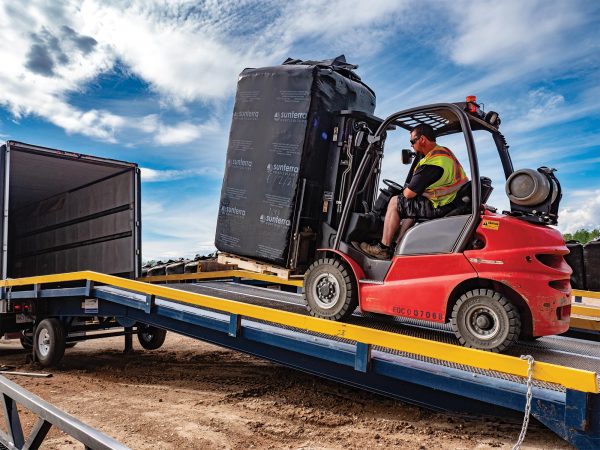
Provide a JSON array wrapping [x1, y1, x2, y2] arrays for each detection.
[[466, 95, 478, 113]]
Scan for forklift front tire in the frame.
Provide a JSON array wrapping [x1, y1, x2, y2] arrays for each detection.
[[450, 289, 521, 353], [34, 318, 66, 367], [304, 258, 358, 321]]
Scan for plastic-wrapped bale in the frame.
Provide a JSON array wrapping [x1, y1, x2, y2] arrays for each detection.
[[166, 259, 186, 275], [215, 56, 376, 268], [584, 239, 600, 291], [147, 262, 167, 277], [184, 260, 199, 273], [565, 240, 585, 290]]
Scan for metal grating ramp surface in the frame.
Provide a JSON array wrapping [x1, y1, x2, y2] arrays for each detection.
[[161, 281, 599, 391]]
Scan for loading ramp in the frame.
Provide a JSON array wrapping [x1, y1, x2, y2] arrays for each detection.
[[1, 271, 599, 449]]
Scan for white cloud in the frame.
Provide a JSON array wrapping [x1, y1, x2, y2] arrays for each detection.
[[140, 166, 220, 182], [559, 190, 600, 234], [0, 1, 410, 145], [448, 1, 586, 72], [141, 195, 220, 260], [154, 121, 209, 146]]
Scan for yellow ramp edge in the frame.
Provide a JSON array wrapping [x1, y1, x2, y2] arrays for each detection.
[[572, 304, 600, 319], [573, 289, 600, 300], [570, 316, 600, 332], [1, 271, 598, 394]]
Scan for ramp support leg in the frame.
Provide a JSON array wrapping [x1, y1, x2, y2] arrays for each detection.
[[124, 327, 133, 353]]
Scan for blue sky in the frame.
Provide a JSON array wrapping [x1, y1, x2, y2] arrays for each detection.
[[0, 1, 599, 260]]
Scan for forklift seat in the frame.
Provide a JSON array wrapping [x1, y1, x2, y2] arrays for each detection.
[[395, 177, 493, 246]]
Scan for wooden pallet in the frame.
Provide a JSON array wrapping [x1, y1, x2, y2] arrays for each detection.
[[217, 252, 292, 279]]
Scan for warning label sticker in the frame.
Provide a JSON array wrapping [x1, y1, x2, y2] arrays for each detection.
[[83, 298, 98, 314], [482, 219, 500, 230]]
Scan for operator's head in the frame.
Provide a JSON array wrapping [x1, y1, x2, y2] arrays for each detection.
[[410, 124, 436, 155]]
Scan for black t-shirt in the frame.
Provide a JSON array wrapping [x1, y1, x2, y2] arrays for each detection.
[[407, 164, 444, 195]]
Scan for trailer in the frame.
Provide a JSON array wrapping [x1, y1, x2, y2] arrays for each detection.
[[1, 271, 598, 448], [0, 141, 141, 347]]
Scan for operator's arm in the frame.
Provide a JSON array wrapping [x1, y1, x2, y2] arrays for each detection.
[[404, 165, 443, 198]]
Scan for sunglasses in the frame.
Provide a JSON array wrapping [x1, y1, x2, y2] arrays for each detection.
[[410, 135, 421, 145]]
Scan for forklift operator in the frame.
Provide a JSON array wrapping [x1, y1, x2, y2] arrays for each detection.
[[360, 123, 469, 260]]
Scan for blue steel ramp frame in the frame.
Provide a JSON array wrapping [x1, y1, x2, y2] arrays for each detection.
[[1, 271, 599, 449]]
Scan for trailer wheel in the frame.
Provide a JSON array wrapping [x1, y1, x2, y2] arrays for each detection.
[[451, 289, 521, 352], [137, 325, 167, 350], [34, 318, 66, 367], [304, 258, 358, 321]]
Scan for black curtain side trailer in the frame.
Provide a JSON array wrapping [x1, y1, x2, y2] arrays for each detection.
[[0, 141, 141, 336]]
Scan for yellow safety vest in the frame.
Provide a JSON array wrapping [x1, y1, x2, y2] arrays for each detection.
[[416, 145, 469, 208]]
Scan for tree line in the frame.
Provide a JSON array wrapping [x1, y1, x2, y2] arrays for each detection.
[[563, 228, 600, 244]]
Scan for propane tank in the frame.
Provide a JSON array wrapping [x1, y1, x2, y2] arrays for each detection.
[[505, 168, 558, 206]]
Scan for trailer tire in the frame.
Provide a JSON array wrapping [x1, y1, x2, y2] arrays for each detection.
[[304, 258, 358, 321], [451, 289, 521, 353], [137, 325, 167, 350], [34, 318, 66, 367]]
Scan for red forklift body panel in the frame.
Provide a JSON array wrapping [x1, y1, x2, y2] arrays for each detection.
[[359, 254, 476, 322], [465, 211, 571, 337]]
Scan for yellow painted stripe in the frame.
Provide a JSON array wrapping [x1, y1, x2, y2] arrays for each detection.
[[570, 316, 600, 332], [1, 271, 597, 393], [137, 270, 303, 287], [573, 289, 600, 300], [572, 304, 600, 319]]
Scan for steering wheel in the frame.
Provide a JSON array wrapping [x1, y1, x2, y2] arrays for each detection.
[[382, 179, 404, 195]]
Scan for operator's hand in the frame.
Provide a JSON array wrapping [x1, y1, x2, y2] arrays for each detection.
[[403, 186, 417, 199]]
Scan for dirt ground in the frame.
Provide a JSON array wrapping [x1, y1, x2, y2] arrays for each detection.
[[0, 333, 572, 450]]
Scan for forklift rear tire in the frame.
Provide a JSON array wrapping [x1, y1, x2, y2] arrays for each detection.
[[304, 258, 358, 321], [34, 318, 66, 367], [137, 325, 167, 350], [451, 289, 521, 352]]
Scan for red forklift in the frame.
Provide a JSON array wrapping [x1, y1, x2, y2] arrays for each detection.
[[303, 98, 571, 352]]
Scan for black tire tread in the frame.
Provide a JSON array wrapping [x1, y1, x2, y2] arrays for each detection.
[[304, 257, 358, 321], [34, 318, 66, 367], [137, 326, 167, 350], [450, 289, 521, 353]]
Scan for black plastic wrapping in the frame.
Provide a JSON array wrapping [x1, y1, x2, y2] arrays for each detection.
[[565, 240, 585, 290], [215, 56, 376, 267], [584, 239, 600, 291]]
